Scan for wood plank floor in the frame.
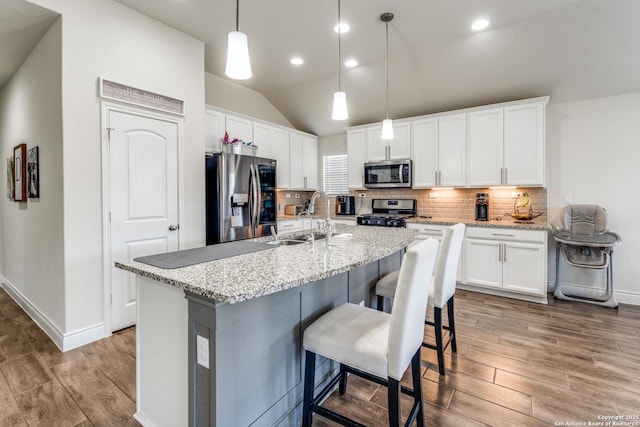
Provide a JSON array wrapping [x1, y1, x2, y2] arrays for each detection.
[[1, 287, 639, 426]]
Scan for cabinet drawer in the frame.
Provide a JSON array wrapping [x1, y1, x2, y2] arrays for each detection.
[[466, 227, 546, 243], [407, 223, 447, 237]]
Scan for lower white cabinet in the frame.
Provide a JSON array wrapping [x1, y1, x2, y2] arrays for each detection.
[[464, 227, 547, 298]]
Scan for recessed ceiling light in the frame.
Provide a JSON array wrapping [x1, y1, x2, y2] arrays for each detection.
[[290, 57, 304, 65], [471, 18, 490, 31], [344, 59, 358, 68], [334, 23, 350, 33]]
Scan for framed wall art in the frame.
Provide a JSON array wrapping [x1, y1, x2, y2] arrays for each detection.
[[13, 143, 27, 202], [28, 146, 39, 198], [6, 157, 14, 200]]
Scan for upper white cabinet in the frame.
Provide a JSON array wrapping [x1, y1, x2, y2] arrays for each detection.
[[253, 123, 290, 188], [468, 99, 546, 187], [347, 129, 365, 189], [412, 114, 465, 188], [503, 102, 545, 186], [365, 122, 411, 161], [225, 115, 253, 144], [289, 132, 318, 190], [467, 108, 504, 186], [205, 106, 318, 190], [204, 108, 225, 153]]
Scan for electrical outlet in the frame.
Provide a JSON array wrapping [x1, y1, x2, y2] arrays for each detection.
[[511, 192, 520, 198], [358, 193, 366, 198], [196, 335, 209, 369], [285, 193, 291, 199], [429, 192, 439, 198], [295, 193, 300, 198], [563, 193, 573, 204]]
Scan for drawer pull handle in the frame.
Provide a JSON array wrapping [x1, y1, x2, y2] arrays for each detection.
[[491, 233, 514, 237]]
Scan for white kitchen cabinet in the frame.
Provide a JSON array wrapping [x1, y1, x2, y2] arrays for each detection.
[[289, 132, 318, 190], [225, 115, 253, 144], [463, 227, 547, 298], [204, 108, 225, 153], [347, 129, 365, 189], [411, 115, 465, 188], [365, 122, 411, 161], [467, 108, 504, 187], [253, 123, 290, 188], [503, 102, 545, 186], [468, 99, 546, 187]]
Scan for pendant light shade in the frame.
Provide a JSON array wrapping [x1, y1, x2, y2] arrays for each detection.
[[332, 0, 348, 120], [381, 118, 394, 140], [225, 0, 252, 80], [332, 91, 349, 120], [380, 12, 394, 140]]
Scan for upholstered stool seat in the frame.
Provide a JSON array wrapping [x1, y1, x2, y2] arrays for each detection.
[[302, 238, 439, 427]]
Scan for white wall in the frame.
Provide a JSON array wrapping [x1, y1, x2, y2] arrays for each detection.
[[546, 93, 640, 304], [0, 18, 64, 330], [205, 72, 292, 128], [23, 0, 205, 346]]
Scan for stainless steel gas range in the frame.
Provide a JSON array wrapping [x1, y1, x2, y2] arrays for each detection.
[[356, 199, 417, 228]]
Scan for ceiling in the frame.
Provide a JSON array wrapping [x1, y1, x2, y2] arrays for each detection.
[[3, 1, 640, 137], [0, 0, 58, 91]]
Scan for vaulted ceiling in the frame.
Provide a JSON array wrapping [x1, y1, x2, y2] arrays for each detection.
[[4, 0, 640, 137]]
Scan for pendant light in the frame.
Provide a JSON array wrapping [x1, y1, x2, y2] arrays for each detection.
[[380, 12, 394, 140], [225, 0, 252, 80], [331, 0, 348, 120]]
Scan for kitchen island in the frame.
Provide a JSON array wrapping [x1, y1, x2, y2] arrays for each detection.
[[116, 224, 418, 427]]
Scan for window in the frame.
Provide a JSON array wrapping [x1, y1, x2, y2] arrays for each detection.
[[323, 154, 348, 195]]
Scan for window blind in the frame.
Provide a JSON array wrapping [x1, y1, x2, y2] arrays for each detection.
[[323, 154, 348, 195]]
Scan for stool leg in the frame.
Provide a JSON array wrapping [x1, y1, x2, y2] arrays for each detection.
[[387, 377, 401, 427], [447, 296, 457, 353], [411, 350, 425, 427], [434, 307, 445, 376], [302, 351, 316, 427], [376, 295, 385, 312], [338, 363, 348, 395]]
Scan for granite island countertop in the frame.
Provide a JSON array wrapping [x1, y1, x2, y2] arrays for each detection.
[[116, 224, 418, 304]]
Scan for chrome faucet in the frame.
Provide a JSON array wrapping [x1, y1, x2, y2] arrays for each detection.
[[302, 191, 332, 244]]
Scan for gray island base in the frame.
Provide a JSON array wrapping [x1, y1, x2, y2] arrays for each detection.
[[116, 225, 418, 426]]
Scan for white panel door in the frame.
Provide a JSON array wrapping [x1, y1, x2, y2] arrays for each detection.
[[270, 128, 290, 189], [467, 108, 504, 186], [347, 129, 365, 189], [388, 122, 411, 159], [365, 126, 387, 162], [109, 110, 179, 331], [504, 102, 545, 186], [438, 114, 466, 187], [301, 135, 318, 189], [204, 108, 225, 153], [225, 115, 252, 143], [289, 132, 304, 188], [502, 242, 546, 296], [464, 238, 502, 289]]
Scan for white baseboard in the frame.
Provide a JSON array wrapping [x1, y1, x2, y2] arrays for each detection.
[[546, 281, 640, 306], [0, 277, 105, 351]]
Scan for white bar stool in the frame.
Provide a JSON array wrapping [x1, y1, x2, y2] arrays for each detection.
[[375, 223, 465, 376], [302, 238, 439, 427]]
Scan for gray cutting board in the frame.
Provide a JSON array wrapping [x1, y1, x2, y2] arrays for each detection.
[[134, 240, 273, 269]]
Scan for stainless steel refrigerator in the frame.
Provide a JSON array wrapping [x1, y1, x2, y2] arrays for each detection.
[[206, 153, 277, 245]]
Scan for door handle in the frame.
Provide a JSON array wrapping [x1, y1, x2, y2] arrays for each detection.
[[169, 224, 179, 231]]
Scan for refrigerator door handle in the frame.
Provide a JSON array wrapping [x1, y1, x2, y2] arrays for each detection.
[[249, 164, 259, 233], [248, 164, 254, 231], [254, 164, 262, 233]]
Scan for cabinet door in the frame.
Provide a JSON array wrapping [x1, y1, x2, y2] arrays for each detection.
[[252, 123, 272, 159], [225, 115, 253, 143], [411, 118, 438, 188], [301, 135, 318, 190], [502, 242, 546, 296], [270, 128, 290, 189], [347, 129, 365, 189], [365, 126, 388, 162], [438, 114, 466, 186], [204, 109, 225, 153], [467, 108, 503, 186], [464, 238, 502, 289], [288, 132, 304, 189], [504, 102, 544, 186], [389, 122, 411, 159]]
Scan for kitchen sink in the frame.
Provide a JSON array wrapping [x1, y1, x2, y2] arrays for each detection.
[[267, 239, 307, 246]]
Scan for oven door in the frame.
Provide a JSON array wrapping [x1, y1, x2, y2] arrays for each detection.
[[364, 160, 411, 188]]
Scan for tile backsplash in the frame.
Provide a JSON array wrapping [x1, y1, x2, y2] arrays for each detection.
[[303, 187, 547, 223]]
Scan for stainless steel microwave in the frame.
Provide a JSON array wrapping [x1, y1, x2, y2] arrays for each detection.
[[364, 159, 412, 188]]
